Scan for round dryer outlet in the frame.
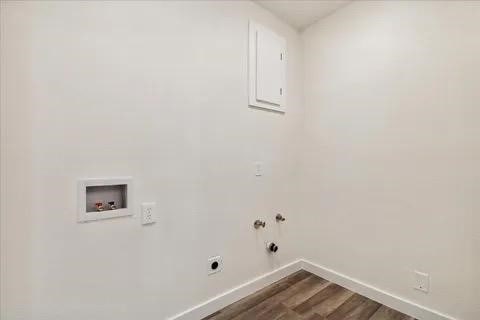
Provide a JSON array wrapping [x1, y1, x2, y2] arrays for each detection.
[[207, 256, 223, 275]]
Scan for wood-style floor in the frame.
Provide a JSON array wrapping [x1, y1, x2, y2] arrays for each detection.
[[203, 270, 416, 320]]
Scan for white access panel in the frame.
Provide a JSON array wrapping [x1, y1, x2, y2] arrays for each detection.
[[249, 21, 286, 112], [256, 28, 283, 105]]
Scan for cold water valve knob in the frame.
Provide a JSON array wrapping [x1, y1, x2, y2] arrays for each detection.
[[276, 214, 286, 222], [266, 242, 279, 253]]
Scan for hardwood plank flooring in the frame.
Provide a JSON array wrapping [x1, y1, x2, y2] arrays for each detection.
[[203, 271, 415, 320]]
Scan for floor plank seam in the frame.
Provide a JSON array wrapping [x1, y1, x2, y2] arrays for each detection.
[[202, 271, 415, 320]]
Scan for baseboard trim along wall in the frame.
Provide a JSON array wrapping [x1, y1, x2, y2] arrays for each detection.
[[167, 260, 303, 320], [301, 259, 457, 320], [169, 259, 456, 320]]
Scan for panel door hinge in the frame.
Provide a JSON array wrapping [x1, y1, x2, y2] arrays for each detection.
[[280, 88, 283, 95]]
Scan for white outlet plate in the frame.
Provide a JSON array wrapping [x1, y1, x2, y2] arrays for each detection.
[[141, 202, 156, 225], [414, 270, 430, 293], [254, 162, 263, 177], [207, 256, 223, 275]]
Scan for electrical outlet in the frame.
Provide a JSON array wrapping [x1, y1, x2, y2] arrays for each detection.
[[254, 161, 263, 177], [207, 256, 223, 275], [414, 270, 429, 293], [141, 202, 156, 225]]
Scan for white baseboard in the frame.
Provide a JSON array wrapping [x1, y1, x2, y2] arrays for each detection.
[[301, 259, 456, 320], [168, 258, 457, 320], [167, 260, 303, 320]]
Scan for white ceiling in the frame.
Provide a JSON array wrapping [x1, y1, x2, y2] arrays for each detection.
[[254, 0, 351, 31]]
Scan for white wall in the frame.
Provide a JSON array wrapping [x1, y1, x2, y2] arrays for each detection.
[[300, 1, 480, 320], [3, 1, 480, 320], [0, 1, 304, 319]]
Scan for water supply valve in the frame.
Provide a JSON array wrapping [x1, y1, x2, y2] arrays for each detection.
[[254, 220, 266, 229]]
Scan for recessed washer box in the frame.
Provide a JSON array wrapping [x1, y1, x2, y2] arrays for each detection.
[[77, 177, 133, 222]]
